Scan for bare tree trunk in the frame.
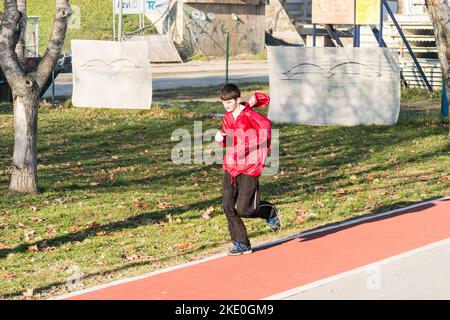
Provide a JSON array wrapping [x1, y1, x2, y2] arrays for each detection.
[[10, 94, 39, 193], [425, 0, 450, 136], [0, 0, 71, 194]]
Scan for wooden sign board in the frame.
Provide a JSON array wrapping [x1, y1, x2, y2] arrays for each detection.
[[312, 0, 355, 25], [355, 0, 381, 25]]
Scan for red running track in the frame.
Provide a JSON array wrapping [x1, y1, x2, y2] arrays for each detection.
[[65, 198, 450, 300]]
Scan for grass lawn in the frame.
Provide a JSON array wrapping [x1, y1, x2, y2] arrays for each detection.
[[0, 0, 152, 55], [0, 84, 449, 299]]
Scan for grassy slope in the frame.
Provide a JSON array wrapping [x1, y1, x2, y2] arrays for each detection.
[[0, 85, 449, 299], [0, 0, 147, 55]]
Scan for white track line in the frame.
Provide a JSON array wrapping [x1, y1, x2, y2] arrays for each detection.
[[263, 237, 450, 300], [52, 196, 449, 300]]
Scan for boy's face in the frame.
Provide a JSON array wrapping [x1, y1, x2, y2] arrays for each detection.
[[222, 98, 241, 113]]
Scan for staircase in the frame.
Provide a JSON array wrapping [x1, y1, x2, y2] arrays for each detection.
[[275, 0, 442, 89], [385, 14, 441, 89]]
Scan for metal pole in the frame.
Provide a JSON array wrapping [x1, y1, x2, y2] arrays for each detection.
[[139, 0, 142, 31], [141, 0, 145, 32], [51, 70, 55, 108], [383, 0, 432, 91], [225, 32, 230, 84], [354, 25, 360, 48], [113, 0, 116, 41], [378, 0, 383, 47], [118, 0, 123, 42], [442, 80, 449, 116], [35, 17, 39, 57], [325, 24, 344, 47], [313, 24, 317, 47]]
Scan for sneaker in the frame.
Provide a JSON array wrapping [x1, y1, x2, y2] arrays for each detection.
[[266, 206, 282, 233], [228, 241, 252, 256]]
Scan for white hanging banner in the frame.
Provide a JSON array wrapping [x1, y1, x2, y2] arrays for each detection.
[[72, 40, 152, 110], [267, 47, 401, 126]]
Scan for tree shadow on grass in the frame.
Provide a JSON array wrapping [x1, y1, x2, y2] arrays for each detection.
[[0, 196, 222, 259]]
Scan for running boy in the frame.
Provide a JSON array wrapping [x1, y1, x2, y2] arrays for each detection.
[[215, 84, 281, 256]]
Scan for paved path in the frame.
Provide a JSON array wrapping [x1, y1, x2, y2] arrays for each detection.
[[42, 60, 269, 99], [55, 197, 450, 300]]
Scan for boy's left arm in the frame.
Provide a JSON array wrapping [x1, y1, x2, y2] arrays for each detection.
[[246, 109, 272, 151]]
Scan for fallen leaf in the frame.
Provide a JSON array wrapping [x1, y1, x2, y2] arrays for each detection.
[[30, 216, 42, 222], [86, 221, 100, 230], [89, 182, 99, 186], [0, 244, 12, 250], [166, 214, 173, 223], [202, 206, 214, 220], [2, 273, 15, 279], [24, 230, 36, 242], [30, 206, 37, 212], [126, 254, 139, 261], [292, 216, 305, 225], [28, 245, 39, 252], [177, 242, 194, 251], [335, 188, 347, 196], [117, 205, 128, 209], [22, 289, 34, 297], [157, 201, 174, 209], [112, 155, 119, 160], [47, 226, 57, 237]]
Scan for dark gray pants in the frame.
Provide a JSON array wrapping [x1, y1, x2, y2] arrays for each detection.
[[222, 170, 275, 246]]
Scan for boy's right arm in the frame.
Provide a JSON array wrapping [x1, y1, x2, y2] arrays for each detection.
[[216, 118, 227, 147]]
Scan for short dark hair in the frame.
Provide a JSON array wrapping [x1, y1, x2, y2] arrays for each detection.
[[220, 83, 241, 101]]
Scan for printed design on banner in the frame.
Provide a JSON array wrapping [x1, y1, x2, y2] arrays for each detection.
[[80, 59, 142, 76], [282, 62, 382, 81]]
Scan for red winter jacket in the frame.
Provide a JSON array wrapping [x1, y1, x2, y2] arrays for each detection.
[[217, 92, 272, 181]]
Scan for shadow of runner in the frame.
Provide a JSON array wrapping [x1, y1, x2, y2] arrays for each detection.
[[252, 196, 444, 253]]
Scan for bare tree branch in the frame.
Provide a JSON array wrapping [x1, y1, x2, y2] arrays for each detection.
[[35, 0, 71, 90], [0, 0, 26, 91], [15, 0, 27, 66]]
